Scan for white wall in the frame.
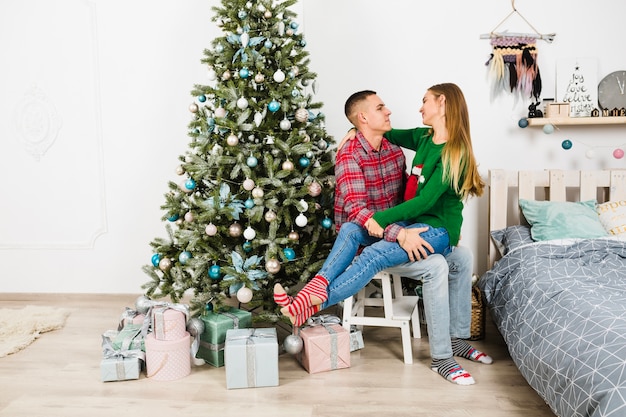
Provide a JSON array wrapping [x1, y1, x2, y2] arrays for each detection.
[[1, 0, 625, 293]]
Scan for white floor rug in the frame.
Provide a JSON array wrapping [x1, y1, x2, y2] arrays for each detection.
[[0, 305, 72, 358]]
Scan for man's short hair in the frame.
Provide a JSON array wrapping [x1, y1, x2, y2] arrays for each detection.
[[344, 90, 376, 125]]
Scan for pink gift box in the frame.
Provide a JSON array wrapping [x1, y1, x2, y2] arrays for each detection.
[[145, 332, 191, 381], [152, 308, 186, 341], [297, 323, 350, 374]]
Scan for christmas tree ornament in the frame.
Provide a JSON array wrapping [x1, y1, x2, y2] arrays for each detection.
[[159, 258, 173, 272], [214, 107, 227, 118], [239, 67, 250, 79], [268, 100, 280, 112], [184, 178, 197, 191], [179, 251, 192, 265], [236, 287, 253, 303], [298, 157, 310, 168], [242, 241, 253, 252], [265, 258, 281, 274], [189, 103, 199, 113], [288, 230, 299, 241], [167, 214, 179, 222], [614, 148, 625, 159], [265, 135, 275, 144], [295, 107, 308, 123], [175, 165, 185, 175], [186, 317, 205, 338], [236, 96, 249, 109], [215, 43, 224, 52], [135, 295, 152, 315], [295, 213, 308, 227], [279, 118, 291, 130], [227, 134, 239, 146], [151, 253, 161, 267], [585, 149, 596, 159], [207, 68, 217, 80], [184, 212, 194, 222], [283, 247, 296, 260], [286, 28, 294, 36], [243, 178, 255, 190], [238, 10, 247, 20], [264, 10, 272, 19], [278, 21, 285, 36], [543, 124, 555, 134], [282, 160, 294, 171], [244, 198, 255, 209], [252, 187, 264, 198], [222, 70, 232, 80], [205, 301, 214, 313], [264, 210, 277, 222], [305, 151, 313, 158], [243, 226, 256, 240], [209, 265, 221, 280], [318, 139, 328, 150], [321, 217, 332, 229], [229, 223, 243, 237], [273, 69, 286, 83], [207, 117, 216, 128], [308, 181, 322, 197], [254, 72, 265, 83], [246, 155, 258, 167], [197, 94, 207, 103], [283, 334, 303, 354], [561, 140, 573, 150], [175, 218, 184, 226], [297, 199, 309, 212], [253, 111, 264, 127], [205, 223, 218, 236]]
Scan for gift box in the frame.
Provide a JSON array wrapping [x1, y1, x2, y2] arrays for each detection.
[[349, 328, 364, 352], [197, 307, 252, 367], [224, 328, 279, 389], [297, 316, 350, 374], [145, 332, 191, 381], [100, 334, 145, 382], [118, 307, 146, 330], [112, 324, 144, 351], [152, 307, 187, 341]]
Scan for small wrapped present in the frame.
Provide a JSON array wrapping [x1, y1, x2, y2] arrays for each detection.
[[152, 306, 187, 341], [197, 307, 251, 367], [145, 332, 191, 381], [117, 307, 146, 330], [349, 327, 364, 352], [112, 324, 144, 351], [225, 328, 279, 389], [297, 315, 350, 374], [100, 334, 145, 382]]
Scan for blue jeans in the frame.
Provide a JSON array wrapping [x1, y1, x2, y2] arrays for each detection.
[[316, 222, 450, 299]]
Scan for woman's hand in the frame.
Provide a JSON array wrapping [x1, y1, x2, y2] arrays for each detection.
[[364, 217, 384, 238], [398, 227, 435, 262], [337, 128, 357, 151]]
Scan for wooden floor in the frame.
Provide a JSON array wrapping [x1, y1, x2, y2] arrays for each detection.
[[0, 293, 555, 417]]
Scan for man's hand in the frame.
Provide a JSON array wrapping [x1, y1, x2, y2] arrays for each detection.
[[364, 217, 384, 238], [337, 128, 357, 151], [398, 227, 435, 262]]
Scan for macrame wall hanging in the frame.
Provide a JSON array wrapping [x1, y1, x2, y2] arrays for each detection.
[[481, 1, 556, 104]]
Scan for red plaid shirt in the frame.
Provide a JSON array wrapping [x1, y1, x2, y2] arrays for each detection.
[[334, 131, 406, 242]]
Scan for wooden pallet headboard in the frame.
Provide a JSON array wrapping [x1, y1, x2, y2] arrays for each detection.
[[487, 169, 626, 268]]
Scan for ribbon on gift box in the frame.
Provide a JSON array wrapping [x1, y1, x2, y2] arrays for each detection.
[[117, 307, 142, 331], [139, 300, 190, 337], [101, 334, 146, 380], [227, 329, 275, 387], [302, 315, 341, 370]]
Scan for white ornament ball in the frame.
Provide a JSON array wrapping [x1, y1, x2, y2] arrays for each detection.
[[236, 287, 253, 303], [264, 10, 272, 18], [283, 334, 304, 354], [254, 73, 265, 83], [308, 181, 322, 197], [175, 165, 185, 175], [282, 160, 294, 171], [189, 103, 199, 113], [184, 211, 194, 222], [222, 70, 232, 80], [207, 69, 217, 80], [252, 187, 264, 198], [298, 199, 309, 212], [214, 107, 227, 118], [295, 108, 308, 123], [585, 149, 596, 159], [227, 134, 239, 146], [265, 258, 281, 274], [273, 69, 286, 83], [243, 178, 255, 191], [236, 97, 249, 109], [264, 210, 277, 222], [295, 213, 308, 227], [243, 226, 256, 240], [280, 119, 291, 130], [158, 258, 173, 272], [205, 223, 218, 236]]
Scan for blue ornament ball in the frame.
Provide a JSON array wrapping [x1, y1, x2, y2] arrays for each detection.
[[208, 265, 221, 280], [561, 139, 573, 150], [244, 198, 255, 209], [518, 118, 529, 128], [290, 21, 299, 30], [179, 251, 192, 265], [543, 124, 555, 134], [246, 156, 258, 167], [264, 40, 273, 49], [283, 247, 296, 260], [167, 214, 179, 222], [151, 253, 161, 267], [243, 241, 253, 252], [185, 178, 197, 190], [298, 157, 310, 168], [239, 68, 249, 79], [205, 302, 213, 313], [300, 40, 307, 47], [321, 217, 332, 229], [268, 100, 281, 113]]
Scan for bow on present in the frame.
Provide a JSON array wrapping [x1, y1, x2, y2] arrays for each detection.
[[117, 307, 142, 331], [101, 334, 146, 381], [305, 314, 341, 327], [139, 300, 190, 336]]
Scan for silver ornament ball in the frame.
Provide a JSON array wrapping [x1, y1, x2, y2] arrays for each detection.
[[186, 317, 205, 337], [283, 334, 304, 354], [135, 295, 152, 315]]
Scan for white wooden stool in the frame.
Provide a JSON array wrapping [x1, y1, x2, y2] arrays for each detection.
[[341, 270, 421, 364]]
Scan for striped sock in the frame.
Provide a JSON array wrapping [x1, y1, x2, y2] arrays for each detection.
[[273, 283, 294, 307], [287, 305, 320, 327], [285, 275, 329, 316], [451, 338, 493, 364], [431, 357, 475, 385]]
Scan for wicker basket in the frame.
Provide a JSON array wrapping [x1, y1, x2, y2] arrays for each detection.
[[469, 285, 486, 340]]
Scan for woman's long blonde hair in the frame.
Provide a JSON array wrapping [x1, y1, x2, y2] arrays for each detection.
[[429, 83, 484, 200]]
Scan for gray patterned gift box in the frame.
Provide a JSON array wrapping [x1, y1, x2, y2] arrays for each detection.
[[224, 328, 279, 389]]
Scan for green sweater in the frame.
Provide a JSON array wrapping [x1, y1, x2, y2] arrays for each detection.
[[372, 127, 464, 246]]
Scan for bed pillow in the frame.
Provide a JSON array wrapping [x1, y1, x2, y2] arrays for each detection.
[[519, 199, 609, 241], [596, 200, 626, 238], [490, 225, 533, 256]]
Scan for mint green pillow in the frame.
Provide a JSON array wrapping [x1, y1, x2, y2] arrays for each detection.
[[519, 199, 609, 241]]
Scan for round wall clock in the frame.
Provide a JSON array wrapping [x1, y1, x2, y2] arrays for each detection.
[[598, 70, 626, 110]]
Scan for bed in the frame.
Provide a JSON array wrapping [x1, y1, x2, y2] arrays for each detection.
[[478, 169, 626, 417]]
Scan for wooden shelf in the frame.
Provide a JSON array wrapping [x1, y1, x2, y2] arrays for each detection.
[[526, 116, 626, 126]]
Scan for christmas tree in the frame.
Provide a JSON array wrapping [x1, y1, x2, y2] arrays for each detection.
[[142, 0, 336, 320]]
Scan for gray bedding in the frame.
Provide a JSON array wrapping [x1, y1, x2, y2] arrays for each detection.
[[479, 232, 626, 417]]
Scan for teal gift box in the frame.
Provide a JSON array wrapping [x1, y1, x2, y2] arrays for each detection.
[[197, 307, 252, 367], [111, 324, 144, 351], [100, 357, 141, 382], [225, 328, 279, 389]]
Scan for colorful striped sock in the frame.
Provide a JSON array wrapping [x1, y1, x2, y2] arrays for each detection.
[[451, 338, 493, 364], [285, 275, 329, 316], [273, 283, 293, 307], [431, 357, 475, 385]]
